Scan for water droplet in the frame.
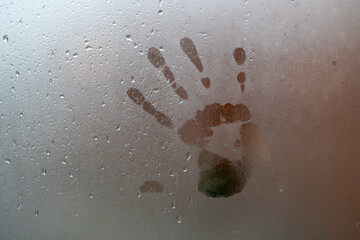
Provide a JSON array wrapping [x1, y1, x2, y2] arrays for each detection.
[[170, 171, 175, 177], [116, 125, 121, 131], [188, 196, 193, 205], [61, 159, 67, 165], [5, 158, 11, 164], [34, 210, 39, 216], [3, 35, 8, 42], [15, 71, 20, 76], [158, 10, 163, 15], [182, 166, 187, 173], [175, 215, 182, 223], [186, 152, 191, 161], [126, 35, 132, 42], [89, 192, 94, 199], [171, 200, 176, 209], [100, 165, 105, 171], [84, 39, 89, 45], [160, 143, 166, 150], [151, 29, 155, 35], [94, 136, 98, 141], [59, 94, 65, 99], [65, 50, 70, 55], [85, 45, 93, 51], [41, 168, 47, 175], [20, 112, 23, 117], [73, 52, 78, 58], [17, 203, 23, 209]]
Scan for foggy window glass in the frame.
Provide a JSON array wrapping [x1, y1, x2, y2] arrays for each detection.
[[1, 0, 360, 239]]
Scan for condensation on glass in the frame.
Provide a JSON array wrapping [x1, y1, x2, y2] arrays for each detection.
[[0, 0, 359, 239]]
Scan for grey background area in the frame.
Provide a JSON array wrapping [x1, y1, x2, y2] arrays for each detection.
[[1, 0, 360, 239]]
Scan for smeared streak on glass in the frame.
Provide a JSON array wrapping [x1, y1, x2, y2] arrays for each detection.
[[140, 181, 164, 193], [178, 103, 251, 146], [198, 150, 247, 198], [180, 37, 204, 73], [147, 47, 188, 100], [233, 48, 246, 65], [127, 88, 173, 128]]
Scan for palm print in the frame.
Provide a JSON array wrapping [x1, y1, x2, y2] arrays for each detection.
[[127, 37, 269, 197]]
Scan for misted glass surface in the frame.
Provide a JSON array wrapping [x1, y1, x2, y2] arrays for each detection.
[[1, 0, 360, 239]]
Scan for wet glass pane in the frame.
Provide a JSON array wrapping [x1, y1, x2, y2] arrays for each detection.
[[1, 0, 360, 239]]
